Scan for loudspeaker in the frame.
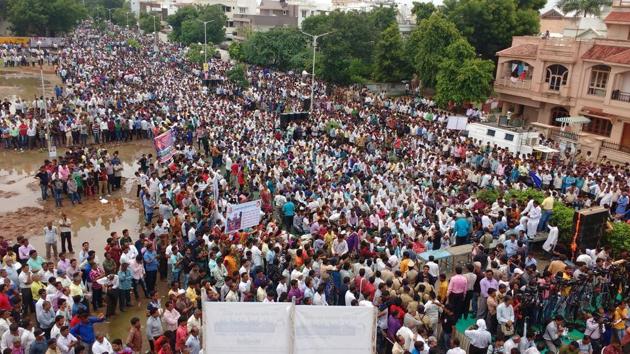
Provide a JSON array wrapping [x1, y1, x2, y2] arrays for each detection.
[[303, 98, 311, 112], [572, 206, 608, 252]]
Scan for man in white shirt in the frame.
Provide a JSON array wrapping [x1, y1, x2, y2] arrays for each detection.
[[496, 296, 515, 335], [43, 221, 59, 259], [504, 335, 521, 353], [275, 276, 288, 301], [56, 326, 78, 354], [91, 334, 113, 354], [446, 338, 466, 354], [58, 214, 73, 254]]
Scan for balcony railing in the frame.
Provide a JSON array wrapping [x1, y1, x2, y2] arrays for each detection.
[[495, 78, 532, 90], [602, 141, 630, 154], [612, 90, 630, 103]]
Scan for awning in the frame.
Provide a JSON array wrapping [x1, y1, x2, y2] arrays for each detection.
[[533, 145, 559, 153], [555, 116, 591, 125]]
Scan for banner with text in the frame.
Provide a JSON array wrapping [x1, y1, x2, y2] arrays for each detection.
[[153, 129, 175, 163], [203, 302, 293, 354], [225, 200, 262, 233], [203, 302, 376, 354]]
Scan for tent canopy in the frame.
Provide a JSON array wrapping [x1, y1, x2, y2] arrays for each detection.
[[555, 116, 591, 125]]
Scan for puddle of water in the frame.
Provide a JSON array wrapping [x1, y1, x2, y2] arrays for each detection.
[[0, 141, 155, 252], [0, 68, 59, 102]]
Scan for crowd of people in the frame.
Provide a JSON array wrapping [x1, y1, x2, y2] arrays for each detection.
[[1, 19, 630, 354]]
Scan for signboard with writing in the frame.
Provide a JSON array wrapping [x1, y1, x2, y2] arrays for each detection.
[[225, 200, 262, 233], [153, 129, 175, 163]]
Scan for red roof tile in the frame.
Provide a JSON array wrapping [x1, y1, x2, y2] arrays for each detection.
[[605, 11, 630, 23], [497, 44, 538, 58], [582, 44, 630, 64]]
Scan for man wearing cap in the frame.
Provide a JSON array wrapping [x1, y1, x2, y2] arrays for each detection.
[[29, 329, 47, 354]]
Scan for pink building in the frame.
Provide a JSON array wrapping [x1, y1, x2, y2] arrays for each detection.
[[494, 0, 630, 162]]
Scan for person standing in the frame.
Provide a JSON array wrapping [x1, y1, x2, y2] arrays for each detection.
[[125, 317, 143, 354], [465, 319, 492, 354], [447, 266, 467, 319], [117, 263, 133, 312], [146, 308, 163, 353], [185, 328, 200, 354], [43, 222, 59, 260], [143, 244, 158, 294], [58, 214, 73, 254]]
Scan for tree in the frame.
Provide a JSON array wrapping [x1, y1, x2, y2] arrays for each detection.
[[241, 28, 307, 71], [434, 38, 495, 108], [442, 0, 540, 59], [406, 13, 462, 88], [186, 43, 216, 64], [111, 7, 135, 27], [557, 0, 612, 17], [372, 23, 410, 82], [139, 12, 161, 33], [166, 5, 226, 45], [302, 8, 395, 84], [84, 0, 123, 9], [7, 0, 87, 36], [411, 2, 436, 23], [228, 42, 244, 61], [167, 5, 198, 42], [227, 64, 249, 88]]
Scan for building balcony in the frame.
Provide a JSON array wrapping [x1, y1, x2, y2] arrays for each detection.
[[612, 90, 630, 102], [495, 78, 532, 90]]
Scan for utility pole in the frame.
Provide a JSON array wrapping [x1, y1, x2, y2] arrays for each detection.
[[301, 31, 333, 112], [40, 69, 52, 155], [107, 8, 114, 22], [152, 15, 158, 51], [197, 20, 214, 69]]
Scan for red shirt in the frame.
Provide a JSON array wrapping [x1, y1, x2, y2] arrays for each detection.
[[175, 325, 188, 351], [0, 293, 11, 310]]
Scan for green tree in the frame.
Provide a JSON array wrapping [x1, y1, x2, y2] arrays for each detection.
[[84, 0, 123, 9], [557, 0, 612, 17], [186, 43, 216, 64], [227, 64, 249, 88], [166, 5, 226, 45], [228, 41, 244, 61], [111, 7, 135, 27], [139, 12, 161, 33], [241, 28, 307, 71], [372, 23, 410, 82], [302, 9, 391, 84], [167, 5, 198, 42], [7, 0, 87, 36], [442, 0, 540, 59], [411, 2, 436, 23], [406, 13, 462, 88]]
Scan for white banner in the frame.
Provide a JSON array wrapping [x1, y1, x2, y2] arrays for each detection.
[[225, 199, 262, 233], [203, 302, 294, 354], [446, 115, 468, 130], [294, 306, 376, 354]]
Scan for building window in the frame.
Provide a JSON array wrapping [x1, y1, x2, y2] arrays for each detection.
[[487, 129, 496, 137], [302, 10, 307, 17], [587, 65, 610, 97], [239, 7, 246, 13], [550, 106, 569, 127], [545, 64, 568, 91], [504, 133, 514, 141], [583, 116, 612, 136], [282, 10, 287, 15]]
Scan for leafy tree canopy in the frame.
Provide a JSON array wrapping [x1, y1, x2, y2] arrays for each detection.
[[7, 0, 87, 36], [556, 0, 612, 17], [411, 2, 436, 23], [406, 12, 462, 88], [372, 23, 411, 82], [442, 0, 540, 59], [139, 12, 161, 33], [166, 5, 226, 45]]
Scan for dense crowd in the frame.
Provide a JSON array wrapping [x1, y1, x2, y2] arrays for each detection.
[[1, 20, 630, 354]]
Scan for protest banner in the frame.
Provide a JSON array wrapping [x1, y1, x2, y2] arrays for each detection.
[[225, 200, 262, 233], [153, 129, 175, 163]]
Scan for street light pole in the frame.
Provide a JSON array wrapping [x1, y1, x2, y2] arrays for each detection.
[[301, 31, 332, 112], [152, 15, 158, 50], [197, 20, 214, 69]]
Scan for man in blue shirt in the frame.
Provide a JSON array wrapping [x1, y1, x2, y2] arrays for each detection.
[[454, 214, 471, 245], [70, 312, 105, 347], [282, 199, 295, 231], [143, 244, 159, 294], [118, 262, 133, 312]]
